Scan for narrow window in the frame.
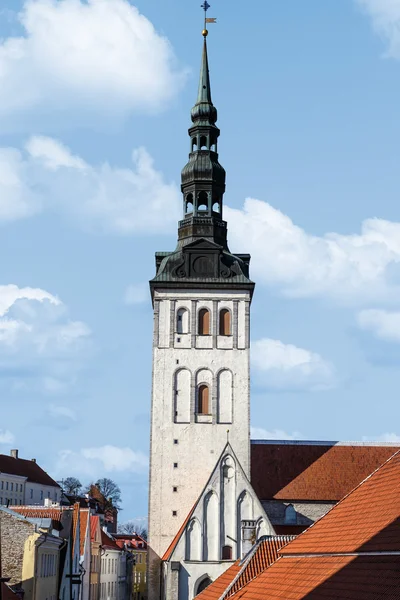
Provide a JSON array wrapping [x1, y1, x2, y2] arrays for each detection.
[[177, 308, 189, 334], [197, 191, 208, 212], [198, 384, 209, 415], [174, 463, 178, 468], [284, 504, 297, 525], [172, 510, 177, 517], [200, 135, 208, 150], [222, 545, 232, 560], [198, 309, 210, 335], [219, 309, 231, 336], [173, 487, 178, 492]]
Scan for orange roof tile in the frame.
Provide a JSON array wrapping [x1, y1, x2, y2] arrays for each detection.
[[228, 450, 400, 599], [79, 509, 89, 555], [227, 536, 295, 597], [101, 530, 121, 551], [195, 537, 296, 600], [251, 441, 399, 501], [280, 450, 400, 555], [90, 515, 100, 541], [72, 502, 80, 547], [231, 555, 400, 599], [11, 506, 63, 521], [195, 562, 241, 600]]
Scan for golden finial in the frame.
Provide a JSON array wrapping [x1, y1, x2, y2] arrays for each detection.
[[202, 29, 209, 37]]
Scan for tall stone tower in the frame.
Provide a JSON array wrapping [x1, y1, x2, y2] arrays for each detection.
[[148, 31, 254, 565]]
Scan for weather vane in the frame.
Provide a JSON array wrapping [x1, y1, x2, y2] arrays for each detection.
[[201, 1, 216, 37]]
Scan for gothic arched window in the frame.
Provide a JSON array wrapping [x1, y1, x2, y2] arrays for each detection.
[[177, 308, 189, 334], [219, 309, 231, 336], [198, 384, 209, 415], [196, 577, 212, 594], [284, 504, 297, 525], [198, 308, 210, 335]]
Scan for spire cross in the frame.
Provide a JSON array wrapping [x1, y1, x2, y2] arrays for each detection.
[[201, 1, 211, 32]]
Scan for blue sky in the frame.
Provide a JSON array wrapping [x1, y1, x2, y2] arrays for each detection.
[[1, 0, 400, 522]]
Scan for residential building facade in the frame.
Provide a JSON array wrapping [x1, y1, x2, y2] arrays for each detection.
[[0, 450, 60, 506]]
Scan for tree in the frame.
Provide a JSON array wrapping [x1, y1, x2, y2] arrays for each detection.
[[94, 478, 121, 509], [118, 520, 148, 540], [59, 477, 82, 495]]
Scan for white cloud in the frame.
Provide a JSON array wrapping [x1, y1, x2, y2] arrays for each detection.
[[56, 446, 148, 479], [0, 430, 15, 444], [0, 0, 186, 126], [250, 427, 303, 440], [124, 283, 148, 305], [0, 284, 91, 387], [357, 308, 400, 341], [356, 0, 400, 59], [48, 404, 77, 421], [0, 137, 180, 232], [252, 338, 335, 391], [226, 198, 400, 303]]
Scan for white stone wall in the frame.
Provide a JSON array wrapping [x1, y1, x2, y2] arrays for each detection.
[[164, 446, 273, 600], [149, 289, 252, 561], [24, 481, 60, 505], [100, 548, 122, 600], [0, 474, 26, 506]]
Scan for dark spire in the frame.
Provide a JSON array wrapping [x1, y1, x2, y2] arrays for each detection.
[[150, 25, 254, 295], [191, 36, 217, 125], [179, 31, 227, 248]]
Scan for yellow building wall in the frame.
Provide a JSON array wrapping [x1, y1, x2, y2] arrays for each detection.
[[22, 534, 59, 600], [133, 549, 147, 600]]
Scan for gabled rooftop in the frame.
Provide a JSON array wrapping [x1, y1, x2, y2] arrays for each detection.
[[225, 450, 400, 599], [0, 452, 60, 488], [251, 440, 400, 501]]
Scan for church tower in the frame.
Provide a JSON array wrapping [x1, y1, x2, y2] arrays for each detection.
[[148, 29, 255, 565]]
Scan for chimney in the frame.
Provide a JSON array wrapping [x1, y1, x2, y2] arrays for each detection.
[[31, 458, 36, 463], [241, 520, 257, 558], [10, 449, 18, 459]]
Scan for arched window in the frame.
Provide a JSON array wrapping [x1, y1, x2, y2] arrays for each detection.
[[219, 309, 231, 336], [284, 504, 297, 525], [200, 135, 208, 150], [196, 577, 212, 594], [198, 385, 209, 415], [222, 545, 232, 560], [192, 138, 198, 152], [186, 193, 194, 215], [197, 191, 208, 213], [198, 308, 210, 335], [212, 201, 221, 214], [177, 308, 189, 334]]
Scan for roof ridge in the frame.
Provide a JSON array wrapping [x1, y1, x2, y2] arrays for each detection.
[[280, 449, 400, 556], [251, 440, 400, 447]]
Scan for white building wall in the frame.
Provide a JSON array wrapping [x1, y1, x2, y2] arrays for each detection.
[[0, 474, 26, 506], [149, 289, 251, 561], [164, 446, 273, 600], [100, 548, 122, 600], [24, 481, 60, 505]]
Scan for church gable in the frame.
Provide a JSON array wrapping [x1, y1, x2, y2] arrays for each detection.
[[166, 443, 273, 565]]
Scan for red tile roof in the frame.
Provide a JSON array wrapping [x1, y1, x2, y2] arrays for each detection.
[[0, 454, 60, 488], [280, 450, 400, 555], [79, 509, 89, 555], [90, 515, 100, 541], [228, 450, 400, 599], [251, 441, 399, 501], [231, 555, 400, 599], [228, 536, 295, 597], [11, 506, 64, 521], [101, 530, 121, 551], [195, 562, 241, 600], [195, 537, 295, 600]]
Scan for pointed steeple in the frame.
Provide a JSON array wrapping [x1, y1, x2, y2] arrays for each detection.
[[191, 35, 217, 125], [179, 31, 226, 247]]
